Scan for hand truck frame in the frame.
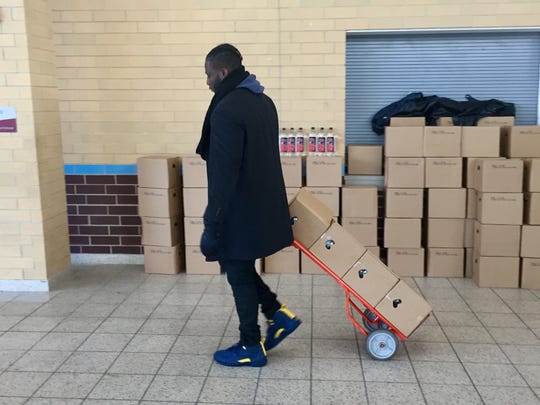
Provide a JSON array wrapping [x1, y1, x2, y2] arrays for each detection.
[[294, 240, 409, 360]]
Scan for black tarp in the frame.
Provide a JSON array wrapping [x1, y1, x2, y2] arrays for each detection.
[[371, 92, 515, 135]]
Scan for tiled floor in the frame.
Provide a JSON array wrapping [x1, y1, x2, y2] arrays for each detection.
[[0, 265, 540, 404]]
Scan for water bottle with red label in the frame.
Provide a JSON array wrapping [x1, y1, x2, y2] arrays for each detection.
[[308, 127, 317, 155], [295, 127, 306, 156], [316, 127, 326, 155], [325, 127, 335, 155], [288, 127, 296, 155], [279, 127, 288, 155]]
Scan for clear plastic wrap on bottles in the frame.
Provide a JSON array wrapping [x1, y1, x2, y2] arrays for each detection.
[[279, 127, 288, 155], [295, 127, 306, 156], [325, 127, 335, 156], [316, 127, 326, 155], [308, 127, 317, 155], [288, 127, 296, 155]]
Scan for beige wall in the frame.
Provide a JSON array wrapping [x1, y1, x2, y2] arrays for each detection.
[[0, 0, 70, 282], [51, 0, 540, 163], [1, 0, 539, 283]]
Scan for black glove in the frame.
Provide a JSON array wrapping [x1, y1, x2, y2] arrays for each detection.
[[200, 221, 221, 261]]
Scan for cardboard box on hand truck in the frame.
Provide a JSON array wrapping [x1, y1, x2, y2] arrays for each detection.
[[289, 188, 334, 248], [288, 188, 431, 339], [374, 280, 433, 337]]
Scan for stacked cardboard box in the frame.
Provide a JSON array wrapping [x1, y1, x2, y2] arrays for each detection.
[[266, 156, 303, 274], [341, 185, 379, 256], [472, 159, 523, 288], [137, 156, 184, 274], [290, 188, 432, 338], [344, 145, 384, 260], [521, 158, 540, 289], [436, 116, 515, 128], [300, 155, 343, 274], [501, 126, 540, 159], [181, 156, 220, 275], [460, 126, 502, 277], [346, 144, 383, 175], [384, 119, 425, 277], [422, 126, 465, 277], [437, 117, 510, 254]]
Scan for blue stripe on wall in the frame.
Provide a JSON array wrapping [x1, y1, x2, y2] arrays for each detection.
[[64, 163, 345, 175], [64, 164, 137, 175]]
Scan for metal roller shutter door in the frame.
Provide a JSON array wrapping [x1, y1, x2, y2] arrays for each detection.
[[346, 29, 540, 146]]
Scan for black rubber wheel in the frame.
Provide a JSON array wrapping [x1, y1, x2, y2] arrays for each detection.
[[362, 309, 379, 332]]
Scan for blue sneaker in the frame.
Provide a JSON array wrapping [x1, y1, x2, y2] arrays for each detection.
[[264, 305, 302, 351], [214, 341, 267, 367]]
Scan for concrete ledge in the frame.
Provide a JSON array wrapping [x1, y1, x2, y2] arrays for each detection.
[[0, 279, 50, 292], [0, 255, 144, 291], [70, 253, 144, 265]]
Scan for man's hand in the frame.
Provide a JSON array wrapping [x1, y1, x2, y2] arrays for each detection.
[[200, 221, 221, 261]]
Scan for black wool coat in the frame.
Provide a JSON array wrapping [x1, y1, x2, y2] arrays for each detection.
[[204, 87, 293, 261]]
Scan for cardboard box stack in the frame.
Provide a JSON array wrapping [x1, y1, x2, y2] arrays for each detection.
[[290, 188, 432, 338], [266, 156, 304, 274], [346, 144, 383, 176], [521, 158, 540, 289], [137, 156, 184, 274], [500, 126, 540, 289], [384, 118, 425, 277], [460, 125, 502, 277], [341, 185, 379, 257], [472, 159, 523, 288], [300, 155, 343, 274], [181, 156, 220, 275], [423, 125, 465, 277]]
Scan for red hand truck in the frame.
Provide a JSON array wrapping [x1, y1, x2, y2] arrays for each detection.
[[294, 239, 410, 361]]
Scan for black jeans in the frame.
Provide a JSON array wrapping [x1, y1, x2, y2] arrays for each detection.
[[220, 259, 281, 346]]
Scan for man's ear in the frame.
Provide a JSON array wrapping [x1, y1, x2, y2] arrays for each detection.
[[219, 68, 229, 80]]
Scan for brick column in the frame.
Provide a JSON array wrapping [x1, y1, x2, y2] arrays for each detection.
[[0, 0, 70, 290]]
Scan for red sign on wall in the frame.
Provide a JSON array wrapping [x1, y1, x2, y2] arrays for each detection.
[[0, 107, 17, 132]]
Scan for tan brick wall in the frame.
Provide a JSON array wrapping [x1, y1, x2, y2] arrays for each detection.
[[2, 2, 539, 282], [0, 0, 70, 281], [25, 0, 71, 279], [50, 1, 540, 163]]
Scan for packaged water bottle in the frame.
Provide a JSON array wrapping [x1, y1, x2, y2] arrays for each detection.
[[295, 127, 306, 156], [308, 127, 317, 155], [325, 127, 335, 156], [316, 127, 326, 155], [288, 127, 296, 155], [279, 127, 288, 155]]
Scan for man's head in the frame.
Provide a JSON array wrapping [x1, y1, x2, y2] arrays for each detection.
[[205, 43, 243, 93]]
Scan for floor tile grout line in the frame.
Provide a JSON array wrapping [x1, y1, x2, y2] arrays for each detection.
[[405, 277, 432, 405], [1, 276, 121, 398], [254, 273, 291, 405], [452, 280, 540, 401], [448, 280, 497, 403], [25, 269, 152, 401], [458, 286, 537, 394], [3, 269, 162, 399], [2, 269, 539, 404], [352, 291, 370, 403], [309, 273, 314, 405], [191, 274, 242, 404], [97, 272, 194, 403], [491, 287, 540, 339], [415, 277, 486, 403]]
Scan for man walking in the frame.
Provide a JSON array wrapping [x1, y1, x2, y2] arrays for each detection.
[[196, 43, 301, 367]]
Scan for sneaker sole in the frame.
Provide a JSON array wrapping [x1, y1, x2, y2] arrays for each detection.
[[214, 358, 267, 367]]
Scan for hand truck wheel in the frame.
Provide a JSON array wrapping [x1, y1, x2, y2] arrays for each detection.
[[365, 329, 399, 360], [362, 309, 390, 332], [362, 309, 379, 332]]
